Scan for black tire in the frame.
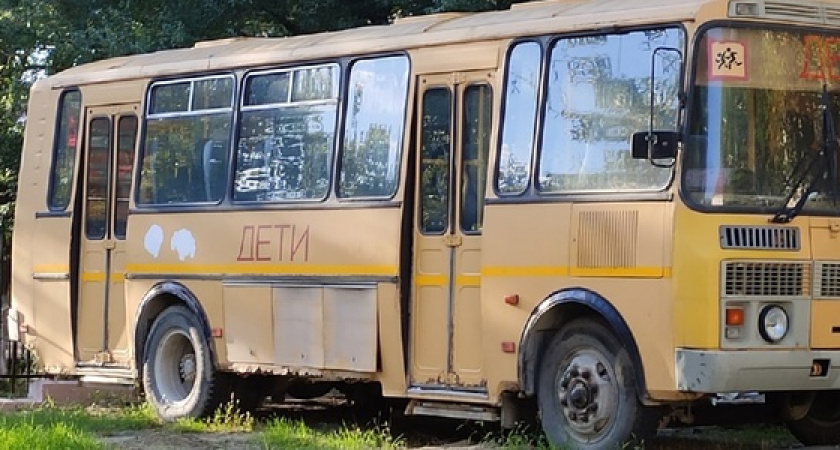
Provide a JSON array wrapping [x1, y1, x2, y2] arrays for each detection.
[[537, 318, 659, 449], [785, 391, 840, 445], [142, 305, 230, 421]]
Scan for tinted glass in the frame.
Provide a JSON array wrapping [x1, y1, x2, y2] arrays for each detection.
[[193, 77, 234, 110], [115, 116, 137, 239], [48, 90, 82, 210], [139, 76, 234, 205], [150, 82, 191, 114], [461, 84, 492, 233], [85, 118, 110, 239], [420, 88, 451, 234]]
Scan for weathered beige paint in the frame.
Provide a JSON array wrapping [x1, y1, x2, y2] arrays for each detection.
[[372, 282, 407, 395], [223, 285, 275, 364], [410, 71, 493, 392], [75, 104, 138, 367], [13, 82, 76, 373]]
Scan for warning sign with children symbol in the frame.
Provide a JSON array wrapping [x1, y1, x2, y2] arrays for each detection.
[[709, 40, 747, 80]]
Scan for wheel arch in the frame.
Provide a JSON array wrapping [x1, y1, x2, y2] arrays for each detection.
[[517, 287, 647, 401], [133, 281, 216, 374]]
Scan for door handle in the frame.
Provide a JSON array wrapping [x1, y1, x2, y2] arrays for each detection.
[[443, 234, 462, 248]]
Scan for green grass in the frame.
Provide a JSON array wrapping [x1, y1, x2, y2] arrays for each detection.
[[0, 402, 804, 450], [0, 403, 159, 449], [258, 417, 403, 449], [0, 421, 102, 450], [0, 401, 405, 449], [171, 400, 255, 433]]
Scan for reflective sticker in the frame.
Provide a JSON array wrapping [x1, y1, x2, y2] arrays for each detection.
[[709, 40, 747, 80], [144, 224, 164, 258], [171, 228, 197, 261]]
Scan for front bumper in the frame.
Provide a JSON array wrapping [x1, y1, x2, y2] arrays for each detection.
[[677, 349, 840, 392]]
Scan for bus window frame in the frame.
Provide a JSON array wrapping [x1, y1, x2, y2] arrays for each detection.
[[418, 85, 453, 236], [336, 53, 411, 202], [678, 20, 840, 216], [493, 24, 687, 202], [494, 39, 544, 198], [234, 62, 341, 204], [47, 89, 83, 212], [84, 115, 113, 240], [136, 73, 236, 208], [460, 82, 493, 236], [535, 26, 684, 195]]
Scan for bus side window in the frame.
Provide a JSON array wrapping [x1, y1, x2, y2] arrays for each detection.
[[48, 90, 82, 210], [496, 41, 540, 195], [537, 29, 683, 193], [461, 84, 492, 233], [139, 75, 234, 206], [339, 55, 410, 199]]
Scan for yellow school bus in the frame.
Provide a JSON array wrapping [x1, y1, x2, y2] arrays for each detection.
[[11, 0, 840, 446]]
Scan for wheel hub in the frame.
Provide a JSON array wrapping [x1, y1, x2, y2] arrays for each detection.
[[180, 353, 197, 386], [557, 352, 618, 437], [568, 381, 591, 409]]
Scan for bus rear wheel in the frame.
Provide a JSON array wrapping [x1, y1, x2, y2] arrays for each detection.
[[142, 305, 230, 421], [782, 391, 840, 445], [537, 318, 658, 449]]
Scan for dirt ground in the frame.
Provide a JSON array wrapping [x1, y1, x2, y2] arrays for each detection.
[[99, 430, 265, 450]]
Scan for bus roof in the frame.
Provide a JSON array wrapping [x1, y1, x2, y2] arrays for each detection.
[[46, 0, 705, 87]]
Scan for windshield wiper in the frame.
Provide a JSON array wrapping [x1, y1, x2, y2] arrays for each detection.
[[771, 85, 840, 223]]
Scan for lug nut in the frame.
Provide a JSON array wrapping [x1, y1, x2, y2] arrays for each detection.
[[597, 363, 608, 378]]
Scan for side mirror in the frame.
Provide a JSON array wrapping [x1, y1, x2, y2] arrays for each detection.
[[632, 131, 679, 161]]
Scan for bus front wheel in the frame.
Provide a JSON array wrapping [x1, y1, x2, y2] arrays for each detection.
[[537, 318, 658, 449], [782, 391, 840, 445], [142, 305, 230, 421]]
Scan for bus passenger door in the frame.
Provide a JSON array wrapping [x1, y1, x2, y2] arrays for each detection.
[[411, 72, 493, 393], [75, 105, 138, 367]]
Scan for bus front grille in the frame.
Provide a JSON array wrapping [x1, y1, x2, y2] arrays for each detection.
[[815, 262, 840, 298], [722, 261, 810, 298], [729, 1, 840, 25], [719, 225, 799, 250]]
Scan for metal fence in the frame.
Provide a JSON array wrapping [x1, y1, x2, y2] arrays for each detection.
[[0, 338, 37, 397]]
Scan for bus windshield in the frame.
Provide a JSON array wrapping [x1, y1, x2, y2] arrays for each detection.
[[684, 26, 840, 215]]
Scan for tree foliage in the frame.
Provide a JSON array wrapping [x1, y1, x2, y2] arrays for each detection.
[[0, 0, 531, 268]]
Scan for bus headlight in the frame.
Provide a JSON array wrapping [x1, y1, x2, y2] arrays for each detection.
[[758, 305, 789, 343]]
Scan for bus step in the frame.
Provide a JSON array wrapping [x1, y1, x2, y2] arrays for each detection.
[[75, 366, 135, 385], [405, 399, 500, 422]]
